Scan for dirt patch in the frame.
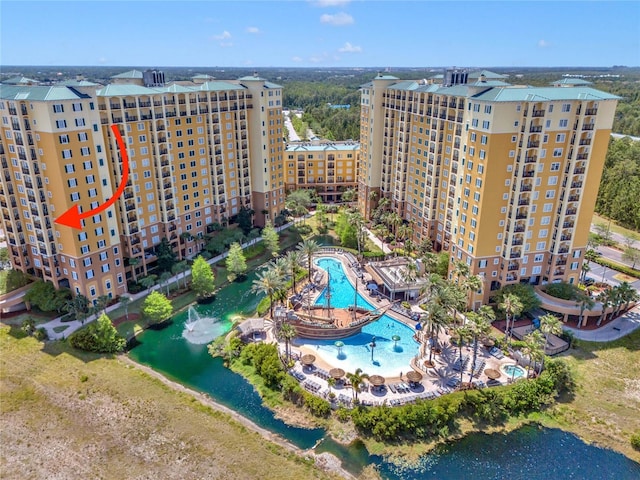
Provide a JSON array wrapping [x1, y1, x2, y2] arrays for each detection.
[[111, 312, 141, 327]]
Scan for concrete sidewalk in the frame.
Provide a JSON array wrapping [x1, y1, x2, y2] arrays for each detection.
[[38, 218, 301, 341], [563, 304, 640, 342]]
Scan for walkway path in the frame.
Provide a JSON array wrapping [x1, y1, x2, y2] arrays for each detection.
[[38, 218, 301, 341], [366, 229, 392, 254], [563, 304, 640, 342]]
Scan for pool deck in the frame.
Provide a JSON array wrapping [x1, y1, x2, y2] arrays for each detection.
[[277, 252, 525, 407]]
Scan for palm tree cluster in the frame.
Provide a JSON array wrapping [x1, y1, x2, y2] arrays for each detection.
[[595, 282, 639, 326]]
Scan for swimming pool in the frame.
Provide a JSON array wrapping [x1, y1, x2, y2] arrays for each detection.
[[292, 257, 420, 377], [502, 364, 526, 379]]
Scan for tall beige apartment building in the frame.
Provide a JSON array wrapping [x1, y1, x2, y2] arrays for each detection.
[[285, 140, 359, 202], [358, 71, 619, 307], [0, 70, 285, 301]]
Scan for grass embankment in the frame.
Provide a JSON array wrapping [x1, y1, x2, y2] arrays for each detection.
[[0, 328, 342, 480], [592, 212, 640, 239], [549, 329, 640, 462]]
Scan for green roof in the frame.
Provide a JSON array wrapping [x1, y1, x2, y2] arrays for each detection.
[[286, 142, 359, 152], [374, 74, 399, 80], [238, 75, 265, 81], [192, 74, 214, 80], [472, 86, 620, 102], [551, 78, 593, 85], [2, 76, 39, 85], [264, 81, 282, 89], [468, 80, 511, 87], [198, 81, 245, 92], [159, 84, 194, 93], [111, 70, 144, 79], [58, 79, 100, 87], [0, 85, 86, 101], [97, 84, 158, 97], [468, 70, 507, 79]]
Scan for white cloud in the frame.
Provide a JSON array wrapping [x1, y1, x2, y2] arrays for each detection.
[[538, 39, 551, 48], [311, 0, 351, 6], [320, 12, 354, 26], [338, 42, 361, 53], [291, 56, 303, 62], [213, 30, 232, 40], [246, 26, 260, 34], [219, 42, 233, 48], [98, 56, 107, 64]]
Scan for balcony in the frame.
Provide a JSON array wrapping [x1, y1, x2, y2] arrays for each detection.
[[574, 167, 586, 174], [529, 125, 543, 133], [582, 124, 595, 131], [566, 208, 577, 215], [522, 170, 535, 178], [571, 181, 583, 189], [520, 182, 532, 192], [524, 156, 537, 164], [585, 108, 598, 116], [508, 263, 519, 271]]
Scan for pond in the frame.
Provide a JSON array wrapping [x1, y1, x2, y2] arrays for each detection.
[[128, 264, 640, 479]]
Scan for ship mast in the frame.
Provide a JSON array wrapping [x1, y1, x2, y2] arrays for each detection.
[[353, 274, 358, 321], [325, 271, 332, 318]]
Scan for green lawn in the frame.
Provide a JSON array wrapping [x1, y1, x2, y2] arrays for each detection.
[[550, 329, 640, 462], [593, 212, 640, 238], [0, 328, 340, 480]]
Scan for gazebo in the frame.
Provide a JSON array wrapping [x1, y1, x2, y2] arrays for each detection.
[[485, 368, 501, 380], [329, 368, 345, 380]]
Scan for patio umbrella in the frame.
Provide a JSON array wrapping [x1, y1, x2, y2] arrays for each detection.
[[329, 368, 345, 379], [369, 375, 385, 387], [301, 354, 316, 366], [392, 334, 401, 348], [366, 283, 378, 290], [406, 371, 423, 383], [334, 340, 344, 351], [485, 368, 501, 380]]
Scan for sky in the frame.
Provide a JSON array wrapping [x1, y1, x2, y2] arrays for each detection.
[[1, 0, 639, 68]]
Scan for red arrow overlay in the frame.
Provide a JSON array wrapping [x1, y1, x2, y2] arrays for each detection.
[[55, 125, 130, 230]]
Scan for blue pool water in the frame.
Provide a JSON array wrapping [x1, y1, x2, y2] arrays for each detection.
[[293, 257, 419, 377], [502, 364, 525, 379]]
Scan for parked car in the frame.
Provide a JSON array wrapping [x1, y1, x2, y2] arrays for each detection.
[[583, 277, 596, 286]]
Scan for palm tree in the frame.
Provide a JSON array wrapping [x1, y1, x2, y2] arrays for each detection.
[[466, 311, 492, 384], [581, 249, 599, 283], [252, 267, 285, 321], [159, 271, 172, 296], [129, 256, 140, 283], [499, 293, 523, 344], [523, 330, 544, 379], [346, 368, 369, 402], [424, 302, 451, 362], [576, 293, 595, 328], [285, 250, 304, 294], [172, 260, 189, 289], [462, 274, 483, 309], [539, 313, 562, 350], [139, 274, 157, 292], [297, 239, 320, 281], [596, 288, 614, 326], [119, 295, 131, 321], [327, 377, 336, 399], [451, 323, 472, 384], [615, 282, 639, 316], [279, 322, 297, 362]]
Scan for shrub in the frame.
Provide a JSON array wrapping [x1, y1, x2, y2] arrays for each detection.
[[545, 282, 581, 301], [592, 257, 640, 279], [33, 328, 48, 341], [303, 393, 331, 418], [68, 313, 126, 353], [631, 432, 640, 451]]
